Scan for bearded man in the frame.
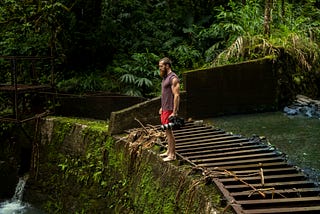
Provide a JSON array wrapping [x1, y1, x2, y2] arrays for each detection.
[[158, 57, 180, 161]]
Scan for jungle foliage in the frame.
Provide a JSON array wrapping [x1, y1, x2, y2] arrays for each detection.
[[0, 0, 320, 98]]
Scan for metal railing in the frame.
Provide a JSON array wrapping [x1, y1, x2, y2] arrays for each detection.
[[0, 56, 54, 122]]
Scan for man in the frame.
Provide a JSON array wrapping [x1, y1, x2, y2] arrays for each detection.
[[158, 57, 180, 162]]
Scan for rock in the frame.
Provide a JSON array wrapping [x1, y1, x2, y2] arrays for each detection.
[[283, 95, 320, 119]]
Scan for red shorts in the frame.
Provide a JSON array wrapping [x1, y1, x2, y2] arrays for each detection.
[[161, 110, 173, 125]]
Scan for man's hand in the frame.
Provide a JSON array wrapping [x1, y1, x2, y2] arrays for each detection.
[[169, 112, 177, 118]]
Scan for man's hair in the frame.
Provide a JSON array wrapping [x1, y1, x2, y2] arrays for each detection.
[[160, 57, 172, 68]]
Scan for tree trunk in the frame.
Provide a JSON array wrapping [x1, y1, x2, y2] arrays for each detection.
[[281, 0, 285, 21], [264, 0, 273, 37]]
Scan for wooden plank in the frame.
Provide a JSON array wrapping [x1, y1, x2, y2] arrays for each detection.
[[230, 167, 297, 175], [176, 135, 242, 146], [199, 157, 287, 167], [244, 206, 320, 214], [175, 128, 222, 137], [225, 180, 315, 189], [238, 196, 320, 205], [231, 188, 320, 197], [180, 144, 265, 158], [194, 152, 278, 163], [176, 137, 249, 149], [207, 161, 289, 171], [177, 140, 255, 155], [176, 133, 232, 143], [188, 147, 272, 160], [174, 130, 225, 139], [173, 126, 211, 133], [219, 173, 305, 182]]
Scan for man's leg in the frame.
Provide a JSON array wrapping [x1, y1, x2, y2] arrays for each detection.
[[160, 110, 172, 157], [163, 129, 176, 161]]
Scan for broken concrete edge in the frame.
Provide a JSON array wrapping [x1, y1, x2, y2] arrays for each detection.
[[34, 116, 223, 213], [108, 91, 187, 135]]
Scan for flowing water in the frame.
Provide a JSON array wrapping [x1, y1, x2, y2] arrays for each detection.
[[205, 111, 320, 183], [0, 175, 44, 214]]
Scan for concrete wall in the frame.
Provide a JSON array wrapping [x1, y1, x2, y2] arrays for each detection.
[[55, 93, 146, 120], [183, 58, 277, 119], [108, 92, 187, 135]]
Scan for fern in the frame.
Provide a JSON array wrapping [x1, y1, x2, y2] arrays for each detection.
[[136, 78, 153, 88], [116, 52, 160, 97], [120, 74, 136, 84]]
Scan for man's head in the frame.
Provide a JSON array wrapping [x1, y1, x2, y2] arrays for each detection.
[[159, 57, 172, 78]]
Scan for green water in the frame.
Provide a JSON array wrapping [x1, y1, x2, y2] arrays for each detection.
[[205, 111, 320, 181]]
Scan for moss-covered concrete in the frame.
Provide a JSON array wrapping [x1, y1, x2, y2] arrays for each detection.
[[23, 116, 226, 213]]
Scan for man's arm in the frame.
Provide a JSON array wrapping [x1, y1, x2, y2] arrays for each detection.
[[171, 77, 180, 117]]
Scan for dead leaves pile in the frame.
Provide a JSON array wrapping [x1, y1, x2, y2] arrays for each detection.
[[120, 118, 166, 155]]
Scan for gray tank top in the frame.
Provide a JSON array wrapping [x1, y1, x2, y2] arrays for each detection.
[[161, 72, 179, 111]]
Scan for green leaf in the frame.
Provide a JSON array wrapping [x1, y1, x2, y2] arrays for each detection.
[[119, 73, 136, 84], [135, 77, 153, 87]]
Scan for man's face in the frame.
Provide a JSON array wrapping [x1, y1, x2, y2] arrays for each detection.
[[159, 61, 168, 78]]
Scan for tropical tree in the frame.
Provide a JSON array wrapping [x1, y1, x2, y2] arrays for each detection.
[[264, 0, 273, 37], [0, 0, 76, 88], [0, 0, 73, 57]]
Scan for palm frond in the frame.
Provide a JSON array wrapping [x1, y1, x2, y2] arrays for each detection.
[[212, 36, 244, 66], [119, 73, 136, 84], [283, 33, 319, 71], [135, 77, 153, 88]]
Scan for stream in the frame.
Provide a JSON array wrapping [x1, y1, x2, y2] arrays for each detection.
[[0, 175, 44, 214]]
